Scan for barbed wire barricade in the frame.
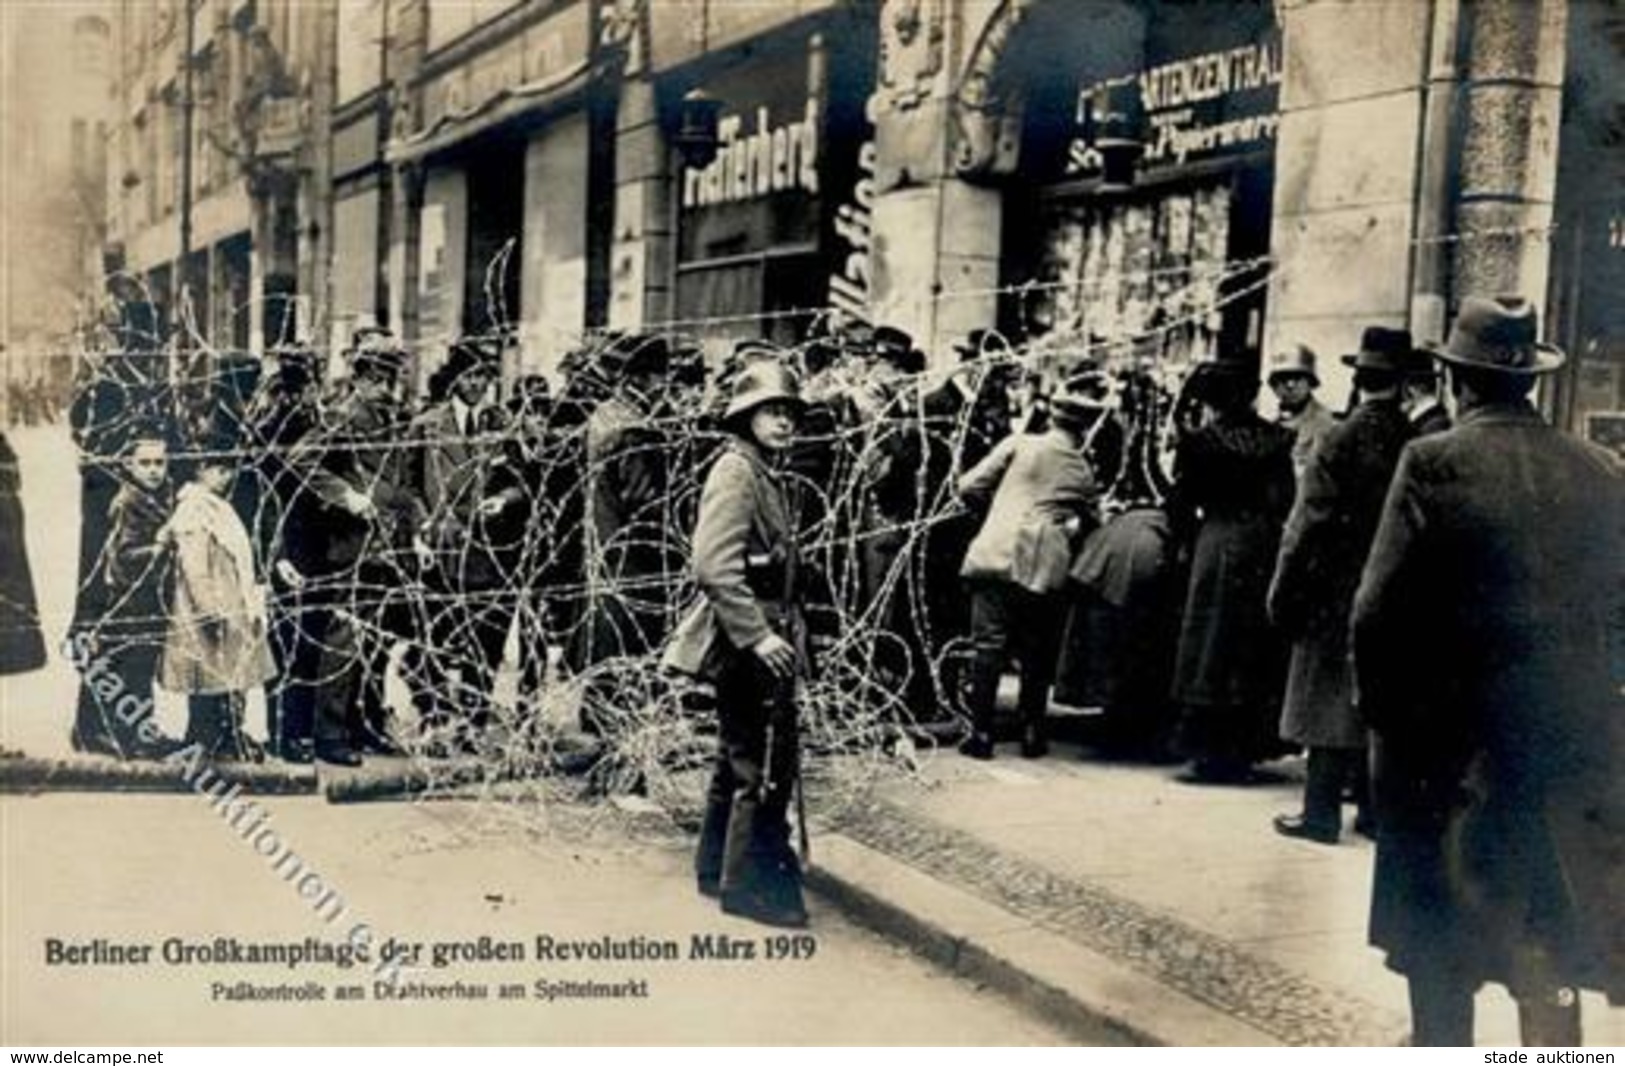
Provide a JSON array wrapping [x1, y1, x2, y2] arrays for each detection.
[[6, 220, 1564, 840]]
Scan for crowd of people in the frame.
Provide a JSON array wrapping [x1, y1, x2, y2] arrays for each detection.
[[0, 292, 1619, 1039]]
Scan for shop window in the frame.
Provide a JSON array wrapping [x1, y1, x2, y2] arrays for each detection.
[[1027, 181, 1232, 365], [675, 252, 821, 347]]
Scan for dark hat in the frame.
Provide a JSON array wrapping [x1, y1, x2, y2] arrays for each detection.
[[599, 332, 671, 379], [271, 343, 320, 380], [1267, 343, 1320, 386], [872, 325, 914, 357], [1399, 345, 1439, 381], [1185, 359, 1259, 405], [1050, 392, 1103, 432], [1430, 295, 1564, 376], [1342, 327, 1413, 373], [443, 336, 502, 381], [953, 328, 1012, 362], [349, 328, 408, 378], [514, 373, 551, 401], [723, 359, 805, 427], [1061, 360, 1111, 402]]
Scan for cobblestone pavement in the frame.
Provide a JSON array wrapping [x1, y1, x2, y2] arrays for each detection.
[[832, 795, 1407, 1046]]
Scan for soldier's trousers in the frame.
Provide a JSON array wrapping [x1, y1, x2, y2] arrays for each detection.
[[695, 651, 801, 900]]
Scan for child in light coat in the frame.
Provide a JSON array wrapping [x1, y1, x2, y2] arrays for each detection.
[[159, 439, 275, 760]]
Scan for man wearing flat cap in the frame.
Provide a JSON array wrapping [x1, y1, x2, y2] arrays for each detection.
[[1354, 295, 1624, 1044]]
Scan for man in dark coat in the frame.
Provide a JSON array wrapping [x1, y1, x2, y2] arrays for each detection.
[[297, 331, 423, 765], [1269, 327, 1414, 843], [412, 337, 514, 747], [894, 328, 1016, 719], [1168, 360, 1296, 783], [575, 333, 675, 674], [1354, 295, 1624, 1045], [248, 346, 325, 762], [1401, 345, 1452, 437]]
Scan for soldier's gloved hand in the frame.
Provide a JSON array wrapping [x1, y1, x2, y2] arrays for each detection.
[[477, 495, 507, 518], [751, 633, 797, 681]]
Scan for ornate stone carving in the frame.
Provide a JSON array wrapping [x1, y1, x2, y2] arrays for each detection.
[[876, 0, 944, 114], [950, 0, 1034, 177]]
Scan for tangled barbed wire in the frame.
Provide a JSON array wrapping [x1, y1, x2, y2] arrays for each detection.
[[19, 221, 1559, 835]]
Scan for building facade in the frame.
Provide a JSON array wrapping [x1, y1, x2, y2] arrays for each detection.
[[1, 3, 114, 411], [86, 0, 1623, 436]]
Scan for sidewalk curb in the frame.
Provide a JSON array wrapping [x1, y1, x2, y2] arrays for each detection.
[[807, 834, 1280, 1047]]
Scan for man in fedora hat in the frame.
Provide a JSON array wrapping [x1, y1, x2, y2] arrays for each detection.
[[1267, 343, 1336, 479], [1267, 326, 1413, 844], [1354, 295, 1623, 1044]]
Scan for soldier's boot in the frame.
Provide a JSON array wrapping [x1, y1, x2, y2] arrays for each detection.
[[719, 791, 807, 929], [1017, 683, 1050, 759], [694, 800, 730, 899], [957, 647, 1000, 760]]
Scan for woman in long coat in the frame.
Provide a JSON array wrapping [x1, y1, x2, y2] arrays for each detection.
[[664, 359, 808, 929], [0, 429, 46, 675], [1168, 361, 1296, 783]]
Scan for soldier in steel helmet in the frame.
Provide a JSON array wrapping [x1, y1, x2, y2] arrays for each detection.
[[664, 357, 810, 929]]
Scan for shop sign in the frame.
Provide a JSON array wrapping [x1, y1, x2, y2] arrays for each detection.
[[828, 140, 876, 321], [419, 2, 589, 134], [681, 99, 822, 209], [1066, 30, 1281, 176]]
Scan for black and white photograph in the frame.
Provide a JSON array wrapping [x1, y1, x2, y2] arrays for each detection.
[[1, 0, 1622, 1050]]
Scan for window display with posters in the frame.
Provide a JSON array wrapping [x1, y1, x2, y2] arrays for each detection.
[[999, 2, 1279, 375]]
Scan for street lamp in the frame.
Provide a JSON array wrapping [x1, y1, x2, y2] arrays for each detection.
[[1077, 79, 1146, 192], [675, 88, 724, 169]]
